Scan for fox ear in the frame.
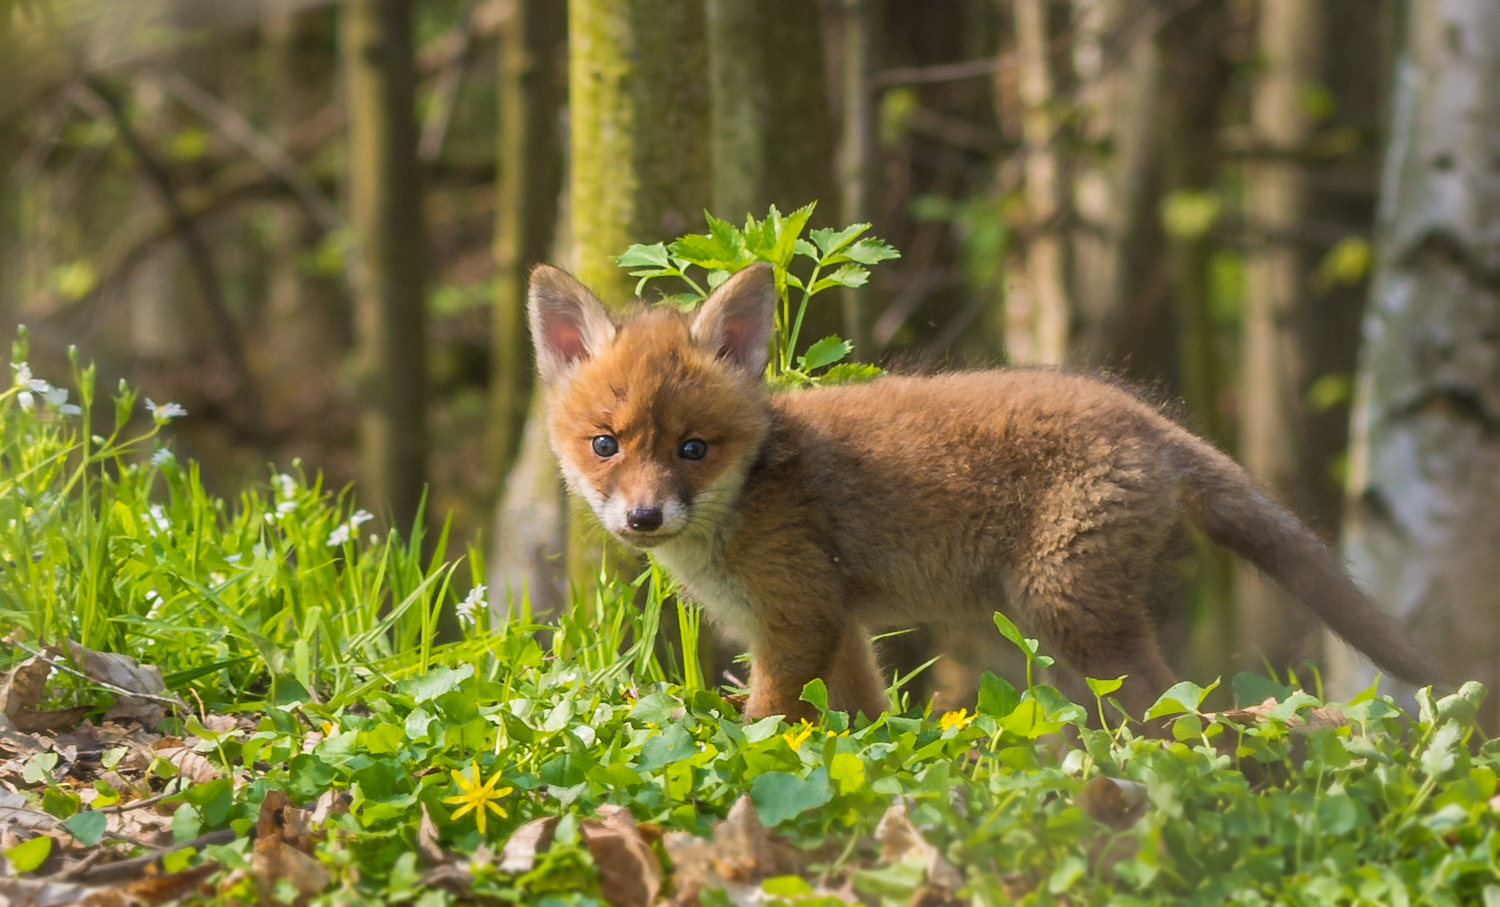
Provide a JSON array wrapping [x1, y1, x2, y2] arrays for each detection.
[[691, 263, 776, 377], [528, 265, 617, 383]]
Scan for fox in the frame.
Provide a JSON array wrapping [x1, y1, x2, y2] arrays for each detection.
[[527, 261, 1434, 724]]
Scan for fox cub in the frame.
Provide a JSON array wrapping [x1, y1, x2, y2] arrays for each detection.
[[528, 262, 1432, 723]]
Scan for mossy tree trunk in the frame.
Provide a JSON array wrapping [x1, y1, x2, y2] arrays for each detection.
[[341, 0, 430, 534], [1334, 0, 1500, 725]]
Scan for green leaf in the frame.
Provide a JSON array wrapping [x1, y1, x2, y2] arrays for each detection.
[[799, 678, 829, 714], [829, 752, 866, 794], [1422, 721, 1462, 780], [398, 664, 474, 702], [171, 803, 202, 843], [628, 692, 680, 725], [1086, 676, 1125, 698], [614, 243, 672, 269], [768, 203, 817, 268], [750, 768, 832, 826], [1144, 679, 1219, 720], [810, 224, 869, 257], [762, 875, 814, 897], [3, 835, 52, 873], [668, 234, 747, 271], [810, 263, 870, 295], [63, 810, 106, 846], [992, 612, 1036, 656], [841, 237, 901, 265], [977, 672, 1020, 719], [1231, 672, 1289, 707], [636, 725, 696, 771], [797, 336, 852, 371], [820, 362, 883, 385]]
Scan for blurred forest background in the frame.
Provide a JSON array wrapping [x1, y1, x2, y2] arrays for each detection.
[[1, 0, 1496, 719]]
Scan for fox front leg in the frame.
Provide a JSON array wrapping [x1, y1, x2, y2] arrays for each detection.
[[745, 622, 887, 723]]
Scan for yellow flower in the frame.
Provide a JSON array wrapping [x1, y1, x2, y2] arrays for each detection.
[[939, 708, 975, 732], [442, 763, 513, 834], [782, 721, 814, 751]]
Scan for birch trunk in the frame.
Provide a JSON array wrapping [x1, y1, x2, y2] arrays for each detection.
[[837, 0, 873, 354], [342, 0, 429, 534], [1234, 0, 1326, 674], [1332, 0, 1500, 723]]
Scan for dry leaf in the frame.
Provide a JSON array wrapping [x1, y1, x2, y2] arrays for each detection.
[[498, 816, 558, 873], [0, 877, 137, 907], [150, 738, 219, 785], [663, 796, 805, 907], [0, 790, 60, 833], [64, 641, 171, 727], [120, 863, 218, 905], [579, 805, 661, 907], [874, 801, 963, 891], [1076, 776, 1148, 831], [416, 803, 449, 865], [1215, 697, 1347, 730], [252, 836, 329, 905], [0, 656, 92, 734]]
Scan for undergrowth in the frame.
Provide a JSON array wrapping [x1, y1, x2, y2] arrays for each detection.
[[2, 212, 1500, 905]]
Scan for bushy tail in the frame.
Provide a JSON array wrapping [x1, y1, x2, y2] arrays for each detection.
[[1167, 429, 1435, 686]]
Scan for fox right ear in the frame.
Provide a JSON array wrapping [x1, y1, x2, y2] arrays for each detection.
[[691, 262, 776, 377], [528, 265, 617, 383]]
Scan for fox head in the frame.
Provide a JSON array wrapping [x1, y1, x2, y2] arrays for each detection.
[[527, 263, 776, 548]]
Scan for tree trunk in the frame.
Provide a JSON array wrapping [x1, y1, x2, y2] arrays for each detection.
[[568, 0, 710, 300], [1234, 0, 1326, 675], [488, 0, 566, 493], [566, 0, 710, 587], [1012, 0, 1070, 364], [1333, 0, 1500, 724], [341, 0, 430, 534], [836, 0, 874, 354], [1069, 0, 1170, 379]]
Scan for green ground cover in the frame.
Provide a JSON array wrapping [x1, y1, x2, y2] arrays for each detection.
[[3, 212, 1500, 905]]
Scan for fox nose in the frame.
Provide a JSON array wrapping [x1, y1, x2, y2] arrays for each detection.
[[626, 506, 664, 532]]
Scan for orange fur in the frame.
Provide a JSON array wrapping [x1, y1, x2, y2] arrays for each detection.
[[528, 263, 1433, 724]]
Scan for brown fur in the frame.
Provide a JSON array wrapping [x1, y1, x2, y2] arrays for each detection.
[[528, 263, 1434, 724]]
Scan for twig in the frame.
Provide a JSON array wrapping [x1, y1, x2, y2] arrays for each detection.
[[419, 0, 485, 163], [100, 791, 173, 815], [69, 829, 236, 885], [6, 640, 188, 708], [81, 76, 265, 437]]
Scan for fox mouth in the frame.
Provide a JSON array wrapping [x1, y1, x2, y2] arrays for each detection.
[[615, 527, 681, 549]]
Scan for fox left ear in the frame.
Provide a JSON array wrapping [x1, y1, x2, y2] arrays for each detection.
[[691, 263, 776, 377], [528, 265, 618, 384]]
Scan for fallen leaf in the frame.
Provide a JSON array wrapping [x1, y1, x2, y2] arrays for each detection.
[[0, 790, 60, 833], [663, 796, 805, 907], [150, 738, 219, 785], [121, 862, 218, 905], [0, 877, 136, 907], [416, 803, 449, 865], [0, 657, 91, 733], [579, 805, 661, 907], [1075, 776, 1148, 831], [498, 816, 558, 873], [64, 642, 173, 728], [252, 836, 329, 905], [874, 801, 963, 891]]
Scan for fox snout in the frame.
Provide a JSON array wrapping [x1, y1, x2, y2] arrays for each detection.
[[601, 492, 689, 546]]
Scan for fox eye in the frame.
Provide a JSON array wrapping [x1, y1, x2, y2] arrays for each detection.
[[591, 435, 619, 458], [678, 438, 708, 461]]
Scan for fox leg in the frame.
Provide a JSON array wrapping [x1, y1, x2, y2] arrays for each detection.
[[746, 622, 886, 723]]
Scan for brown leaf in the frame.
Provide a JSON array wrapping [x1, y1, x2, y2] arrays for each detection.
[[498, 816, 558, 873], [416, 803, 450, 866], [0, 877, 137, 907], [1075, 776, 1148, 831], [0, 790, 61, 833], [874, 801, 963, 891], [150, 738, 220, 785], [252, 836, 329, 905], [0, 657, 91, 734], [64, 641, 171, 728], [120, 862, 218, 905], [579, 805, 661, 907], [663, 796, 805, 907]]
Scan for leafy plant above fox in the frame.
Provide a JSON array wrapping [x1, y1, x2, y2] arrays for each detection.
[[614, 202, 899, 388]]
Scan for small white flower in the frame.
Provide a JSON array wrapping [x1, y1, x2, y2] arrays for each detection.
[[276, 474, 296, 500], [148, 504, 170, 533], [264, 512, 279, 524], [456, 584, 487, 627], [17, 390, 34, 410], [144, 589, 163, 620], [369, 534, 379, 545], [12, 362, 49, 393], [145, 398, 188, 424], [151, 448, 175, 466], [277, 500, 297, 515], [327, 523, 351, 547], [348, 510, 374, 529], [225, 553, 241, 565]]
